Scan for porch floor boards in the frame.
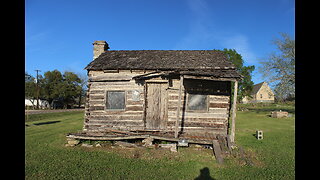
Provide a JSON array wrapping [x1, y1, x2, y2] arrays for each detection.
[[67, 130, 218, 145]]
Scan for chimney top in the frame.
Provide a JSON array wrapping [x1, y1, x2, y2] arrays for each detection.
[[93, 40, 110, 59], [93, 40, 108, 45]]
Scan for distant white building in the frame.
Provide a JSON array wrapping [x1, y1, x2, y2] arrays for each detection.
[[25, 99, 50, 109]]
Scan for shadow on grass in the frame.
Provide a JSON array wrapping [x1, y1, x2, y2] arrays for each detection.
[[194, 167, 216, 180], [33, 121, 61, 126]]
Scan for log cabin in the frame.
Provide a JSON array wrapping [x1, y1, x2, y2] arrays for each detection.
[[68, 40, 242, 149]]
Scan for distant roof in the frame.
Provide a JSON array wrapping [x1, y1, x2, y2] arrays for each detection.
[[251, 82, 265, 94], [85, 50, 242, 79]]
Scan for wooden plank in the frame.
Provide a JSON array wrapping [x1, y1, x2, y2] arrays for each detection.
[[88, 120, 143, 123], [126, 100, 144, 105], [86, 125, 145, 131], [230, 81, 238, 143], [146, 83, 161, 129], [208, 108, 228, 114], [101, 128, 141, 135], [159, 83, 168, 129], [89, 106, 105, 111], [145, 79, 168, 83], [209, 95, 230, 101], [89, 90, 105, 94], [90, 87, 144, 91], [143, 82, 147, 128], [87, 121, 144, 127], [212, 140, 224, 164], [183, 75, 236, 82], [90, 81, 137, 86], [126, 105, 144, 111], [217, 134, 229, 154], [145, 82, 168, 130], [67, 134, 150, 141], [68, 133, 213, 145], [168, 126, 226, 130], [167, 117, 227, 122], [168, 129, 227, 135], [90, 95, 105, 99], [175, 75, 183, 138], [167, 122, 226, 128], [90, 84, 142, 89], [88, 115, 143, 120], [90, 111, 143, 115], [209, 103, 229, 108], [226, 135, 233, 152], [168, 100, 185, 106], [168, 112, 229, 118], [103, 70, 119, 73], [132, 71, 160, 79], [89, 74, 134, 81]]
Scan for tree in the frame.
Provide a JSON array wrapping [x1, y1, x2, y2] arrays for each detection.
[[25, 72, 37, 108], [220, 49, 255, 102], [76, 73, 88, 108], [259, 33, 295, 102], [61, 71, 82, 108], [41, 70, 84, 109], [42, 70, 64, 108]]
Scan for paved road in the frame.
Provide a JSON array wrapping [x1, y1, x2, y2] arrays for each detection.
[[25, 109, 84, 115]]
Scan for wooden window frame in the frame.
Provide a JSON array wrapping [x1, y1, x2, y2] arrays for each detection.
[[186, 92, 209, 112], [104, 90, 126, 111]]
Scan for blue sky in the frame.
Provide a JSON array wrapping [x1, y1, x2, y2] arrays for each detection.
[[25, 0, 295, 84]]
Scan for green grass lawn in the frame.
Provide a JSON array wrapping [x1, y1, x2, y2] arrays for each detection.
[[25, 104, 295, 179]]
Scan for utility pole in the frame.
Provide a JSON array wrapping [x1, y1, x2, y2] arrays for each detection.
[[35, 69, 41, 109]]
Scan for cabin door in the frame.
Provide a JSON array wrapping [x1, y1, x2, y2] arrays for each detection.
[[145, 82, 168, 130]]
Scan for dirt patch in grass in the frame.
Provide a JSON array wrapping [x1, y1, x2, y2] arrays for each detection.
[[75, 139, 266, 167], [228, 146, 265, 168], [76, 140, 215, 163]]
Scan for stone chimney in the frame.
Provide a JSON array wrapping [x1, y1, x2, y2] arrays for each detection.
[[93, 40, 109, 59]]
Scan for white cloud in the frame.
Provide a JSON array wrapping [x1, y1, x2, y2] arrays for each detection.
[[26, 31, 49, 47], [218, 34, 257, 64], [174, 0, 257, 66], [173, 0, 214, 49]]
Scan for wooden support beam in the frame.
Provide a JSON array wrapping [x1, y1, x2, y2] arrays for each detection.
[[183, 75, 237, 82], [212, 140, 224, 164], [89, 74, 133, 81], [175, 75, 184, 138], [67, 133, 215, 144], [226, 135, 233, 152], [143, 82, 147, 129], [230, 80, 238, 143], [66, 134, 150, 141]]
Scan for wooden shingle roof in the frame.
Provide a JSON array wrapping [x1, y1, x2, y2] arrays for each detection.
[[85, 50, 242, 79]]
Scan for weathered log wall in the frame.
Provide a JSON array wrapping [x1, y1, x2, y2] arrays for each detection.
[[84, 70, 231, 136], [84, 70, 147, 131], [166, 79, 230, 136]]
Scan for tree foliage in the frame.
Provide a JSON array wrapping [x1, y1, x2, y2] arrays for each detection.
[[25, 70, 87, 109], [220, 49, 255, 102], [25, 72, 37, 106], [259, 33, 295, 101]]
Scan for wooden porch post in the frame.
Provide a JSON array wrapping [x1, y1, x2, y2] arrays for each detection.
[[175, 75, 184, 138], [230, 80, 238, 143]]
